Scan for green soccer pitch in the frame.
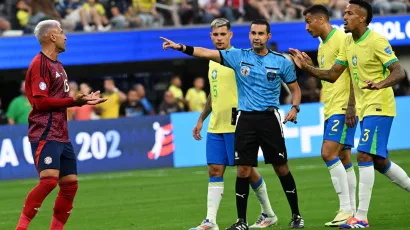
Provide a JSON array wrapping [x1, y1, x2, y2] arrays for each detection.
[[1, 149, 409, 230]]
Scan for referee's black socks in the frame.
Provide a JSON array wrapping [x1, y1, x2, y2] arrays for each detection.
[[235, 177, 250, 221], [279, 171, 301, 216]]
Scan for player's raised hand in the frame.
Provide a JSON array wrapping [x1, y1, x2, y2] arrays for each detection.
[[84, 90, 108, 105], [362, 80, 382, 90], [283, 108, 298, 124], [289, 48, 307, 70], [301, 52, 313, 66], [345, 105, 357, 128], [160, 37, 181, 50], [73, 93, 97, 106], [193, 120, 203, 141]]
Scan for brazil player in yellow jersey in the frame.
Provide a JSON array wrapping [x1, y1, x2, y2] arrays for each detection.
[[190, 18, 278, 230], [290, 0, 410, 228], [301, 5, 358, 227]]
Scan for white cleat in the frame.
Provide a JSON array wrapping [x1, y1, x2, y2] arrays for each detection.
[[249, 213, 278, 228], [325, 210, 353, 227], [190, 219, 219, 230]]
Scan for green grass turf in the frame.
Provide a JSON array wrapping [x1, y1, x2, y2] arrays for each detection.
[[1, 149, 409, 230]]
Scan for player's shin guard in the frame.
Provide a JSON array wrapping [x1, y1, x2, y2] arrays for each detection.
[[345, 163, 357, 215], [356, 162, 374, 221], [50, 180, 78, 230], [326, 157, 351, 213], [251, 177, 275, 217], [16, 177, 59, 230], [378, 161, 410, 192], [236, 177, 250, 221], [278, 171, 300, 216], [206, 177, 224, 223]]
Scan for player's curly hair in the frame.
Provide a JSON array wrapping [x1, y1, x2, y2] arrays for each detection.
[[349, 0, 373, 25]]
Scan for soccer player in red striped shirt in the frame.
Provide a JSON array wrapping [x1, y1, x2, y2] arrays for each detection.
[[16, 20, 107, 230]]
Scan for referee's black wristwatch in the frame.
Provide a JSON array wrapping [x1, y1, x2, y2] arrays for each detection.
[[292, 105, 300, 113]]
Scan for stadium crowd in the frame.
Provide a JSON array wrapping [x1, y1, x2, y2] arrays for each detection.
[[0, 0, 410, 35]]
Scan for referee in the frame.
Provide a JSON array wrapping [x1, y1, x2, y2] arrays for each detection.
[[161, 19, 304, 229]]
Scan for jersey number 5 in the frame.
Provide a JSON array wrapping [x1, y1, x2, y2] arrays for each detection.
[[212, 84, 218, 98]]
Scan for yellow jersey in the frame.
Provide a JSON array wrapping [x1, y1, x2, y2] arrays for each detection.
[[97, 92, 121, 119], [186, 87, 207, 112], [336, 29, 397, 120], [169, 85, 184, 109], [208, 51, 238, 133], [83, 3, 105, 15], [318, 28, 351, 120]]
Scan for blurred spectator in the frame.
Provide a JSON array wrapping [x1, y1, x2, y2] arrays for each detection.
[[127, 0, 163, 28], [159, 90, 182, 114], [135, 84, 155, 115], [119, 89, 147, 117], [185, 77, 206, 111], [328, 0, 348, 18], [6, 81, 31, 125], [16, 0, 31, 30], [55, 0, 83, 18], [24, 0, 61, 32], [198, 0, 235, 23], [168, 75, 186, 110], [70, 83, 96, 120], [373, 0, 408, 15], [0, 98, 8, 125], [64, 0, 112, 32], [302, 76, 320, 103], [69, 81, 79, 93], [226, 0, 245, 21], [178, 0, 196, 25], [244, 0, 285, 21], [282, 0, 312, 20], [0, 0, 11, 33], [96, 78, 127, 119], [156, 0, 181, 26], [110, 5, 129, 29]]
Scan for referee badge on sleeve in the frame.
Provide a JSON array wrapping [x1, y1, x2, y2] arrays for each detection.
[[240, 66, 250, 77]]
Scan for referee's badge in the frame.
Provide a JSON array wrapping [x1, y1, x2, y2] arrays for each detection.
[[240, 66, 250, 77], [266, 69, 277, 82], [211, 69, 217, 79]]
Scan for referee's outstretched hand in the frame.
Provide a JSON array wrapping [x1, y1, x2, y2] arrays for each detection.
[[283, 108, 298, 124], [193, 120, 203, 141], [160, 37, 180, 50]]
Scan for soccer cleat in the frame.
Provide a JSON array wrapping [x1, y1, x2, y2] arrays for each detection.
[[226, 218, 248, 230], [325, 210, 353, 227], [289, 214, 304, 229], [190, 219, 219, 230], [339, 217, 369, 229], [249, 213, 278, 228]]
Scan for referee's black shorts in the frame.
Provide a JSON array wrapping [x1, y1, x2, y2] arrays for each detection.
[[234, 108, 287, 167]]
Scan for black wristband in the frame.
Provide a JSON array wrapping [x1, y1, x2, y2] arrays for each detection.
[[183, 45, 194, 56], [177, 43, 184, 51]]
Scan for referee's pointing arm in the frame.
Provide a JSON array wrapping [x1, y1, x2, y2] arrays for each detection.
[[161, 36, 222, 64]]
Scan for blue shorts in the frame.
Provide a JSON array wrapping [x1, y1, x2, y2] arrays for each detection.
[[357, 116, 393, 158], [206, 133, 235, 166], [323, 114, 357, 148], [31, 140, 77, 177]]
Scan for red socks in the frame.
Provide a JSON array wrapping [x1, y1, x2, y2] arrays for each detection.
[[16, 177, 58, 230], [50, 180, 78, 230]]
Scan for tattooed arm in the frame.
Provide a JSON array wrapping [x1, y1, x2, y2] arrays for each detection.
[[362, 62, 406, 90]]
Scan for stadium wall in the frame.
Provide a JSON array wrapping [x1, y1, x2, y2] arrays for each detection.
[[1, 15, 410, 70], [0, 96, 409, 180]]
